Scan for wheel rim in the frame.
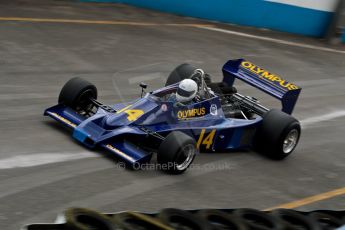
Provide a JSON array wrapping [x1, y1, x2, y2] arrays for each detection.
[[283, 129, 299, 154], [176, 144, 195, 171]]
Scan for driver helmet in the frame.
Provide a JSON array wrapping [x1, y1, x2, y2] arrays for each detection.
[[176, 79, 198, 103]]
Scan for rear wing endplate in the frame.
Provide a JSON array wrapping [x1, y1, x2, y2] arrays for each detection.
[[222, 59, 301, 114]]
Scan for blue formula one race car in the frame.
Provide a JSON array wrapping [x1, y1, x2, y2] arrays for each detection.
[[44, 59, 302, 174]]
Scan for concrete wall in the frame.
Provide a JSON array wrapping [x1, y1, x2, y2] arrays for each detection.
[[84, 0, 340, 37], [341, 2, 345, 43]]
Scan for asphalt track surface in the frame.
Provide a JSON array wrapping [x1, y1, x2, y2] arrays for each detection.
[[0, 1, 345, 229]]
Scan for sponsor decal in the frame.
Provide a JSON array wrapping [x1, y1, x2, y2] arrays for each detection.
[[161, 104, 168, 112], [177, 107, 206, 119], [210, 104, 217, 116], [105, 144, 135, 162], [240, 61, 299, 90], [116, 104, 144, 121], [49, 112, 76, 128], [124, 109, 144, 121]]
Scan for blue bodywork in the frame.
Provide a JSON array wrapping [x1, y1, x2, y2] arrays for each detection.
[[44, 59, 301, 165]]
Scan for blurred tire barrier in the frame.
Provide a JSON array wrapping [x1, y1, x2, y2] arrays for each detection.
[[112, 211, 173, 230], [197, 209, 247, 230], [158, 208, 211, 230], [270, 209, 321, 230], [25, 223, 66, 230], [64, 208, 117, 230], [233, 208, 283, 230], [23, 208, 345, 230], [308, 211, 344, 229]]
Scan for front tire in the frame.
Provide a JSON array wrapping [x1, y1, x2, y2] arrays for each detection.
[[254, 109, 301, 160], [157, 131, 197, 174], [58, 77, 97, 113]]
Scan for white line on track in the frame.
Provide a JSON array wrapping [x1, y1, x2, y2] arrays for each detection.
[[301, 110, 345, 128], [197, 26, 345, 54], [0, 158, 114, 200], [0, 152, 98, 169]]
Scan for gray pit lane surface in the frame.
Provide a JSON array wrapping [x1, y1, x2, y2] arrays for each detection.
[[0, 1, 345, 229]]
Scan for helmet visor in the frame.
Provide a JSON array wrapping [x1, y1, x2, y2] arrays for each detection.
[[177, 87, 195, 98]]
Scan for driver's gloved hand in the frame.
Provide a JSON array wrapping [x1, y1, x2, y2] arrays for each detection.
[[194, 94, 200, 101], [204, 73, 212, 85]]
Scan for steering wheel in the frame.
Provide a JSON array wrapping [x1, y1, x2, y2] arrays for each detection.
[[189, 69, 211, 100]]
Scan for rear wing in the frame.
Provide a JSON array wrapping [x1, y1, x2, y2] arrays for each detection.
[[222, 59, 301, 114]]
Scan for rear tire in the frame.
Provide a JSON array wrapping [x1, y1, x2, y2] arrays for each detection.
[[254, 109, 301, 160], [157, 131, 197, 174], [165, 63, 197, 86], [58, 77, 97, 112]]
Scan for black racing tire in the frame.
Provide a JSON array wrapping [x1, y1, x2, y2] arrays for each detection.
[[158, 208, 210, 230], [233, 208, 283, 230], [64, 208, 116, 230], [26, 223, 66, 230], [197, 209, 247, 230], [165, 63, 197, 86], [271, 209, 321, 230], [254, 109, 301, 160], [208, 82, 237, 95], [112, 212, 170, 230], [58, 77, 97, 111], [308, 211, 343, 229], [157, 131, 197, 174]]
